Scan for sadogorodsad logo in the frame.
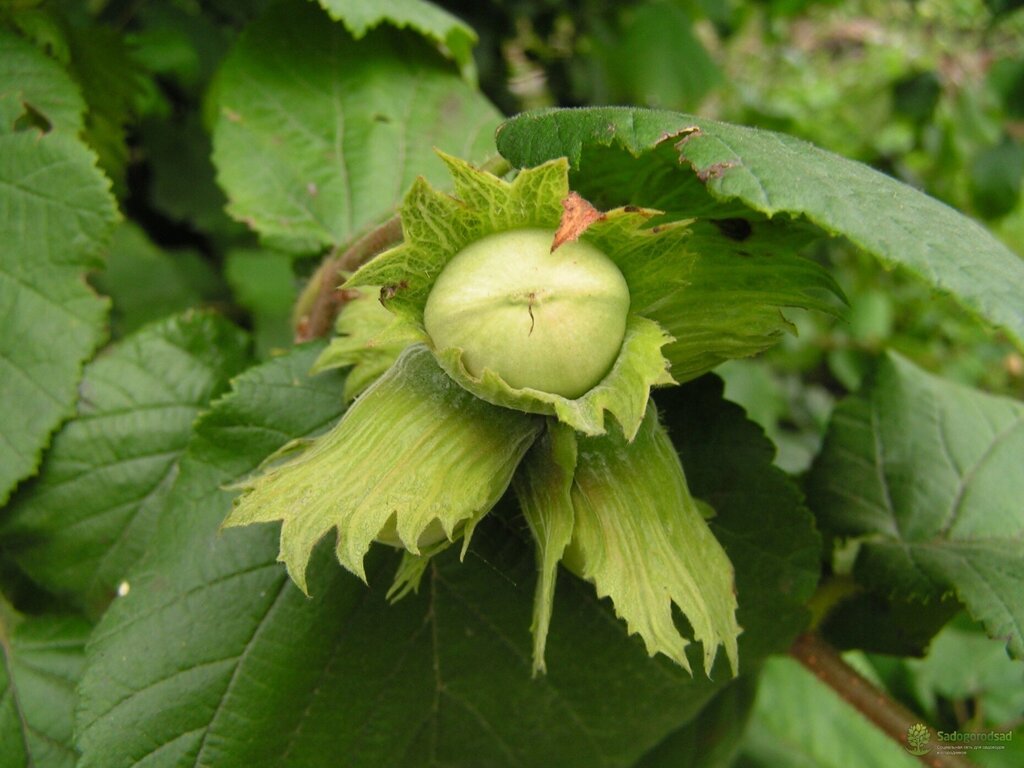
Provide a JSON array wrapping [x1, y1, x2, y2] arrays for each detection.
[[905, 723, 931, 756], [905, 722, 1014, 756]]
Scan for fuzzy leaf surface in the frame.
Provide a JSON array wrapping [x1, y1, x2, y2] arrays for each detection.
[[75, 364, 817, 768], [226, 345, 542, 588], [496, 107, 1024, 350], [807, 353, 1024, 658], [315, 0, 477, 80], [212, 1, 499, 253], [0, 611, 90, 768], [568, 404, 740, 676], [0, 125, 117, 504], [513, 420, 577, 674], [311, 285, 421, 400], [1, 313, 249, 615]]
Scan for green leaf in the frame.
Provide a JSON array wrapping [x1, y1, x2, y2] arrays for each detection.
[[224, 248, 296, 358], [495, 107, 1024, 351], [0, 128, 118, 505], [75, 361, 818, 768], [806, 352, 1024, 658], [907, 615, 1024, 726], [566, 404, 740, 676], [211, 1, 500, 253], [1, 312, 249, 615], [635, 675, 757, 768], [0, 28, 84, 134], [513, 419, 577, 675], [61, 24, 148, 193], [739, 656, 919, 768], [0, 603, 90, 768], [315, 0, 478, 82], [91, 223, 221, 336], [589, 1, 720, 111], [225, 345, 542, 589]]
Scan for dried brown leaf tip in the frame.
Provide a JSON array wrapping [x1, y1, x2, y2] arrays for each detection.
[[551, 192, 605, 252]]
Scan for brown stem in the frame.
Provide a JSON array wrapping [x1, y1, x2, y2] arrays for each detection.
[[294, 216, 403, 342], [790, 633, 978, 768]]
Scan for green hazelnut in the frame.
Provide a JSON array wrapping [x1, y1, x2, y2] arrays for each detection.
[[423, 229, 630, 399]]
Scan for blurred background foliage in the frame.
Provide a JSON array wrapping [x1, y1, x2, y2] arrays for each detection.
[[3, 0, 1021, 761]]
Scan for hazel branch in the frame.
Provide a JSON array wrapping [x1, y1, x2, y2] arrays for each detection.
[[789, 632, 978, 768]]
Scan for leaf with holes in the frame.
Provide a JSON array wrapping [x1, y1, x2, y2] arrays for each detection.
[[0, 100, 118, 505]]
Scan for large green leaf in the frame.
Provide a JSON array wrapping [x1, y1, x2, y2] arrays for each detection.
[[635, 675, 757, 768], [211, 1, 500, 253], [739, 656, 919, 768], [495, 107, 1024, 350], [315, 0, 478, 81], [806, 353, 1024, 659], [0, 603, 90, 768], [76, 358, 818, 767], [1, 313, 249, 616], [0, 122, 117, 504]]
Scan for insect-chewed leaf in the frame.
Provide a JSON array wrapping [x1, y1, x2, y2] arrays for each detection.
[[513, 420, 578, 675], [225, 345, 542, 591], [566, 404, 741, 676]]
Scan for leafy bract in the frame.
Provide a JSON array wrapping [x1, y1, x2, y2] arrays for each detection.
[[315, 0, 478, 81], [1, 313, 249, 615], [496, 107, 1024, 351], [310, 285, 422, 401], [807, 353, 1024, 658], [225, 345, 542, 590], [348, 154, 570, 324], [350, 154, 686, 437], [0, 121, 117, 505], [0, 604, 90, 768], [567, 405, 740, 676], [513, 420, 577, 675], [212, 1, 500, 253], [76, 359, 818, 768], [437, 315, 674, 439]]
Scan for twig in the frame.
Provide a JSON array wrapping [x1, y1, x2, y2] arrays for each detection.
[[790, 633, 978, 768]]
